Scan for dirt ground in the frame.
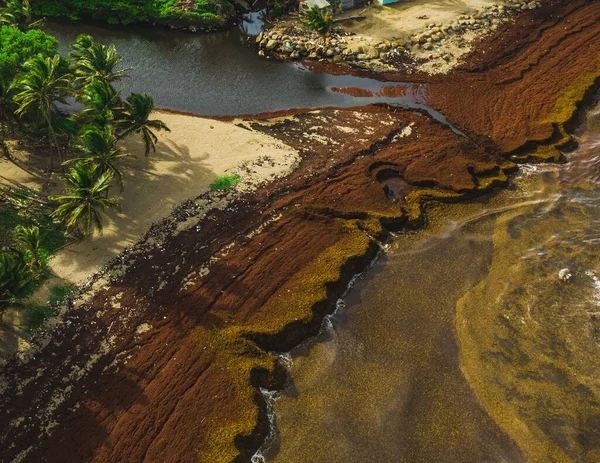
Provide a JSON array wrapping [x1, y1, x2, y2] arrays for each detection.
[[340, 0, 499, 41]]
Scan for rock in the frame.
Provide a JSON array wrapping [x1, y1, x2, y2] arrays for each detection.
[[333, 54, 343, 63], [270, 33, 280, 40], [290, 51, 301, 59], [309, 51, 318, 59], [258, 50, 265, 57], [423, 42, 433, 50], [325, 48, 335, 57], [266, 39, 279, 50], [365, 46, 379, 59], [356, 53, 369, 60], [558, 268, 572, 281], [255, 32, 264, 43], [259, 38, 269, 48]]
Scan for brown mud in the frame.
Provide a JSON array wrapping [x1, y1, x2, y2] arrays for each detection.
[[1, 1, 600, 462]]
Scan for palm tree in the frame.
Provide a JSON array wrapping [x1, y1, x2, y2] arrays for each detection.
[[69, 125, 130, 192], [14, 55, 71, 168], [50, 162, 119, 237], [0, 75, 17, 136], [13, 224, 41, 271], [78, 80, 124, 126], [0, 250, 32, 308], [117, 93, 170, 156], [70, 39, 129, 89], [68, 34, 94, 64], [0, 0, 44, 31]]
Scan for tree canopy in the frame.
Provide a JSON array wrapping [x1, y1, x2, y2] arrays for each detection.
[[0, 26, 58, 81]]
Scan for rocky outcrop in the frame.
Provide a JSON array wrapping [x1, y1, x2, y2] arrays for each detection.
[[255, 1, 544, 72]]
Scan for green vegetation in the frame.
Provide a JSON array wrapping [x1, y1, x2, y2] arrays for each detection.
[[22, 301, 54, 331], [117, 93, 170, 156], [210, 173, 241, 191], [0, 25, 57, 81], [303, 6, 333, 33], [50, 162, 119, 236], [0, 187, 67, 312], [30, 0, 228, 26], [0, 2, 171, 320], [0, 0, 43, 30], [48, 283, 75, 305]]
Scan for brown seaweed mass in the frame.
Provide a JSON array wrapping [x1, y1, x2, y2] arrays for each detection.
[[1, 0, 600, 462]]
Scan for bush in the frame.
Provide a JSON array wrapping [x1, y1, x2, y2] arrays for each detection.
[[303, 6, 333, 33], [22, 302, 54, 331], [48, 283, 75, 305], [0, 26, 58, 81], [210, 174, 241, 191], [30, 0, 226, 25]]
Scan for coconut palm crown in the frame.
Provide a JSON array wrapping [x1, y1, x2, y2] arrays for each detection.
[[50, 162, 119, 236], [71, 39, 130, 89], [13, 54, 71, 165], [0, 0, 44, 31], [68, 124, 130, 192], [117, 93, 170, 156]]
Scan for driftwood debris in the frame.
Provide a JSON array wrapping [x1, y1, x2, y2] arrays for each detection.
[[333, 14, 366, 23]]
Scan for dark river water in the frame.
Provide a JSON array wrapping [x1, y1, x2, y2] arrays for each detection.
[[45, 21, 420, 116]]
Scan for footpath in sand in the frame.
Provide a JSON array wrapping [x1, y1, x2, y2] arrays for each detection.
[[1, 1, 600, 462]]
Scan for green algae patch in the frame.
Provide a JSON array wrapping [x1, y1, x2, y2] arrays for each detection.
[[515, 56, 600, 164], [197, 332, 279, 463], [455, 172, 600, 462], [244, 227, 373, 337]]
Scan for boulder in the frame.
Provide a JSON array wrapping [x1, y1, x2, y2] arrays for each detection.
[[365, 46, 379, 59], [266, 39, 279, 50]]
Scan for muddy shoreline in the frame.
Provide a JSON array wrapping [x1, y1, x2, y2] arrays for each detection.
[[1, 1, 600, 462]]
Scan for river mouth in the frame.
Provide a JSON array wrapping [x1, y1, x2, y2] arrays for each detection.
[[252, 101, 600, 462], [44, 20, 443, 118]]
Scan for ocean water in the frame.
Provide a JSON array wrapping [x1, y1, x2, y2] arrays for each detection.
[[255, 103, 600, 462]]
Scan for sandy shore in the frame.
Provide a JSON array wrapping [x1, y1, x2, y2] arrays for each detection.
[[48, 111, 298, 285], [0, 111, 297, 361], [1, 110, 298, 287]]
